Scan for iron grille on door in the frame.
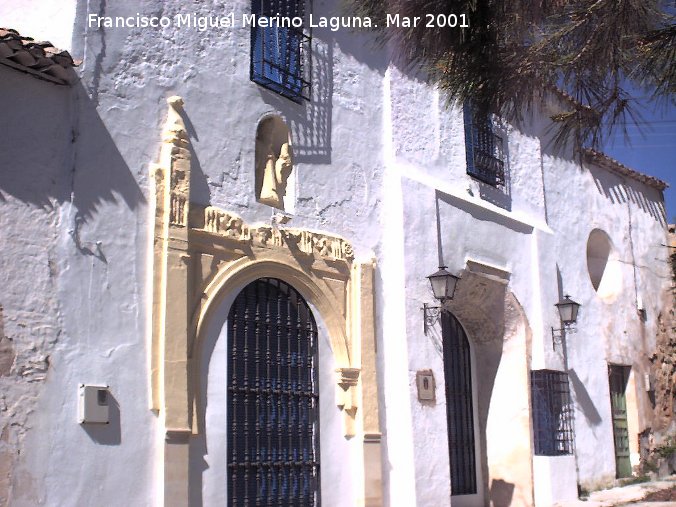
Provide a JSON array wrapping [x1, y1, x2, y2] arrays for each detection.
[[442, 312, 477, 496], [227, 278, 320, 506]]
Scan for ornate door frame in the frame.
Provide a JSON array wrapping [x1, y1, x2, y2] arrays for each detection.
[[148, 97, 382, 506]]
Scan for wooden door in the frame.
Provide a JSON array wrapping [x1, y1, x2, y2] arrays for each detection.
[[608, 365, 632, 479]]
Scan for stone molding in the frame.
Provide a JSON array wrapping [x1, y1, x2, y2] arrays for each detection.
[[149, 98, 382, 505]]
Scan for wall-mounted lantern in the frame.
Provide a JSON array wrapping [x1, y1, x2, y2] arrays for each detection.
[[552, 294, 581, 350], [422, 266, 461, 335]]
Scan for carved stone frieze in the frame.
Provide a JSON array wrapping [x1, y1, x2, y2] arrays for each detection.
[[200, 206, 355, 262]]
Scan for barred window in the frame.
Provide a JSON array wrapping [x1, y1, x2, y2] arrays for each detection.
[[463, 104, 505, 187], [250, 0, 311, 102], [531, 369, 575, 456]]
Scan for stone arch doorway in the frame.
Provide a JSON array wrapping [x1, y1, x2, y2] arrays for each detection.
[[442, 311, 483, 507], [226, 277, 321, 505], [192, 265, 353, 506], [444, 262, 535, 506], [149, 97, 382, 506]]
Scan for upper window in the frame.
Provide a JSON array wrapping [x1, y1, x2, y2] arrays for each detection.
[[463, 103, 505, 187], [250, 0, 311, 102]]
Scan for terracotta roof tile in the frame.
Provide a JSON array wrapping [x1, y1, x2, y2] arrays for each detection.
[[0, 28, 78, 85], [582, 148, 669, 191]]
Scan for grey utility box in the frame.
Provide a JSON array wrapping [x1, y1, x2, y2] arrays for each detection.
[[78, 384, 110, 424]]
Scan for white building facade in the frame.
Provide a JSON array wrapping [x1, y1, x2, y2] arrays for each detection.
[[0, 1, 671, 506]]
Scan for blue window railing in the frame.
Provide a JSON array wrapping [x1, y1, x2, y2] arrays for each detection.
[[251, 0, 311, 102], [463, 103, 505, 186]]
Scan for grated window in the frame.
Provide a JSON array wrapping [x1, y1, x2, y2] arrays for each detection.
[[531, 369, 575, 456], [463, 104, 506, 186], [251, 0, 311, 102]]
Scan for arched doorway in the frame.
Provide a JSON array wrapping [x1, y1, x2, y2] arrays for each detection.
[[442, 311, 482, 505], [227, 278, 321, 506]]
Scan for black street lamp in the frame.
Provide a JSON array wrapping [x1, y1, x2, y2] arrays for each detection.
[[552, 294, 581, 352], [423, 266, 461, 335], [555, 295, 581, 326]]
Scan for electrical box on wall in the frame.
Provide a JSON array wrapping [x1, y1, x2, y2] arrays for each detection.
[[78, 384, 110, 424], [416, 370, 436, 402]]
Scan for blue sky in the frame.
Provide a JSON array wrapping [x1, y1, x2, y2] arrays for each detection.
[[602, 99, 675, 224]]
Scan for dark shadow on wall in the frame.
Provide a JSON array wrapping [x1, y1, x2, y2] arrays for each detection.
[[255, 0, 389, 167], [81, 391, 121, 446], [256, 37, 334, 165], [588, 164, 667, 227], [70, 83, 145, 220], [568, 368, 603, 427], [0, 73, 145, 221], [478, 179, 512, 212], [174, 101, 211, 207], [436, 189, 533, 235], [490, 478, 515, 507]]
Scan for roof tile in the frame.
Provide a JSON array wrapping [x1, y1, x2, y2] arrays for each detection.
[[0, 27, 77, 85], [582, 148, 669, 191]]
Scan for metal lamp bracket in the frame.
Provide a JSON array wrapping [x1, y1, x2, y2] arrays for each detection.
[[423, 303, 443, 336]]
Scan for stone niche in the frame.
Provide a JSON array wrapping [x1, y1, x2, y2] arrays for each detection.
[[255, 115, 294, 212]]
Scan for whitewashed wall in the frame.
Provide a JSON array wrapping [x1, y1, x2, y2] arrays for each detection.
[[0, 0, 77, 52], [0, 58, 156, 506]]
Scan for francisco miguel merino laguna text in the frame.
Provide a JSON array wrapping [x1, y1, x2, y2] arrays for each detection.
[[88, 13, 378, 32]]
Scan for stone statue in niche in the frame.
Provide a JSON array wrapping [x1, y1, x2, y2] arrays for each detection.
[[259, 142, 293, 208], [256, 115, 294, 210]]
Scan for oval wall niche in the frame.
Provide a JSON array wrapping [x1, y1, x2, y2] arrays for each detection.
[[586, 229, 622, 301]]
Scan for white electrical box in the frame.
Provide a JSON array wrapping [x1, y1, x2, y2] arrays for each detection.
[[78, 384, 110, 424]]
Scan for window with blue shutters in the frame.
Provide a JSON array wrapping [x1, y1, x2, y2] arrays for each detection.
[[251, 0, 311, 102], [463, 103, 506, 187]]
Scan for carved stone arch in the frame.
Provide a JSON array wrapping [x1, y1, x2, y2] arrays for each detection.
[[150, 97, 381, 507], [441, 259, 535, 506], [193, 258, 351, 370], [189, 256, 355, 441]]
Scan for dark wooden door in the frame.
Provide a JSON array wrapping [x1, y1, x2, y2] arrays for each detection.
[[442, 312, 477, 496], [608, 365, 632, 479]]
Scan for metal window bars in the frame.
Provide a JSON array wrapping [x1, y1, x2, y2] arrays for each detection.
[[251, 0, 312, 102], [227, 278, 321, 506], [463, 104, 506, 186], [531, 369, 575, 456]]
